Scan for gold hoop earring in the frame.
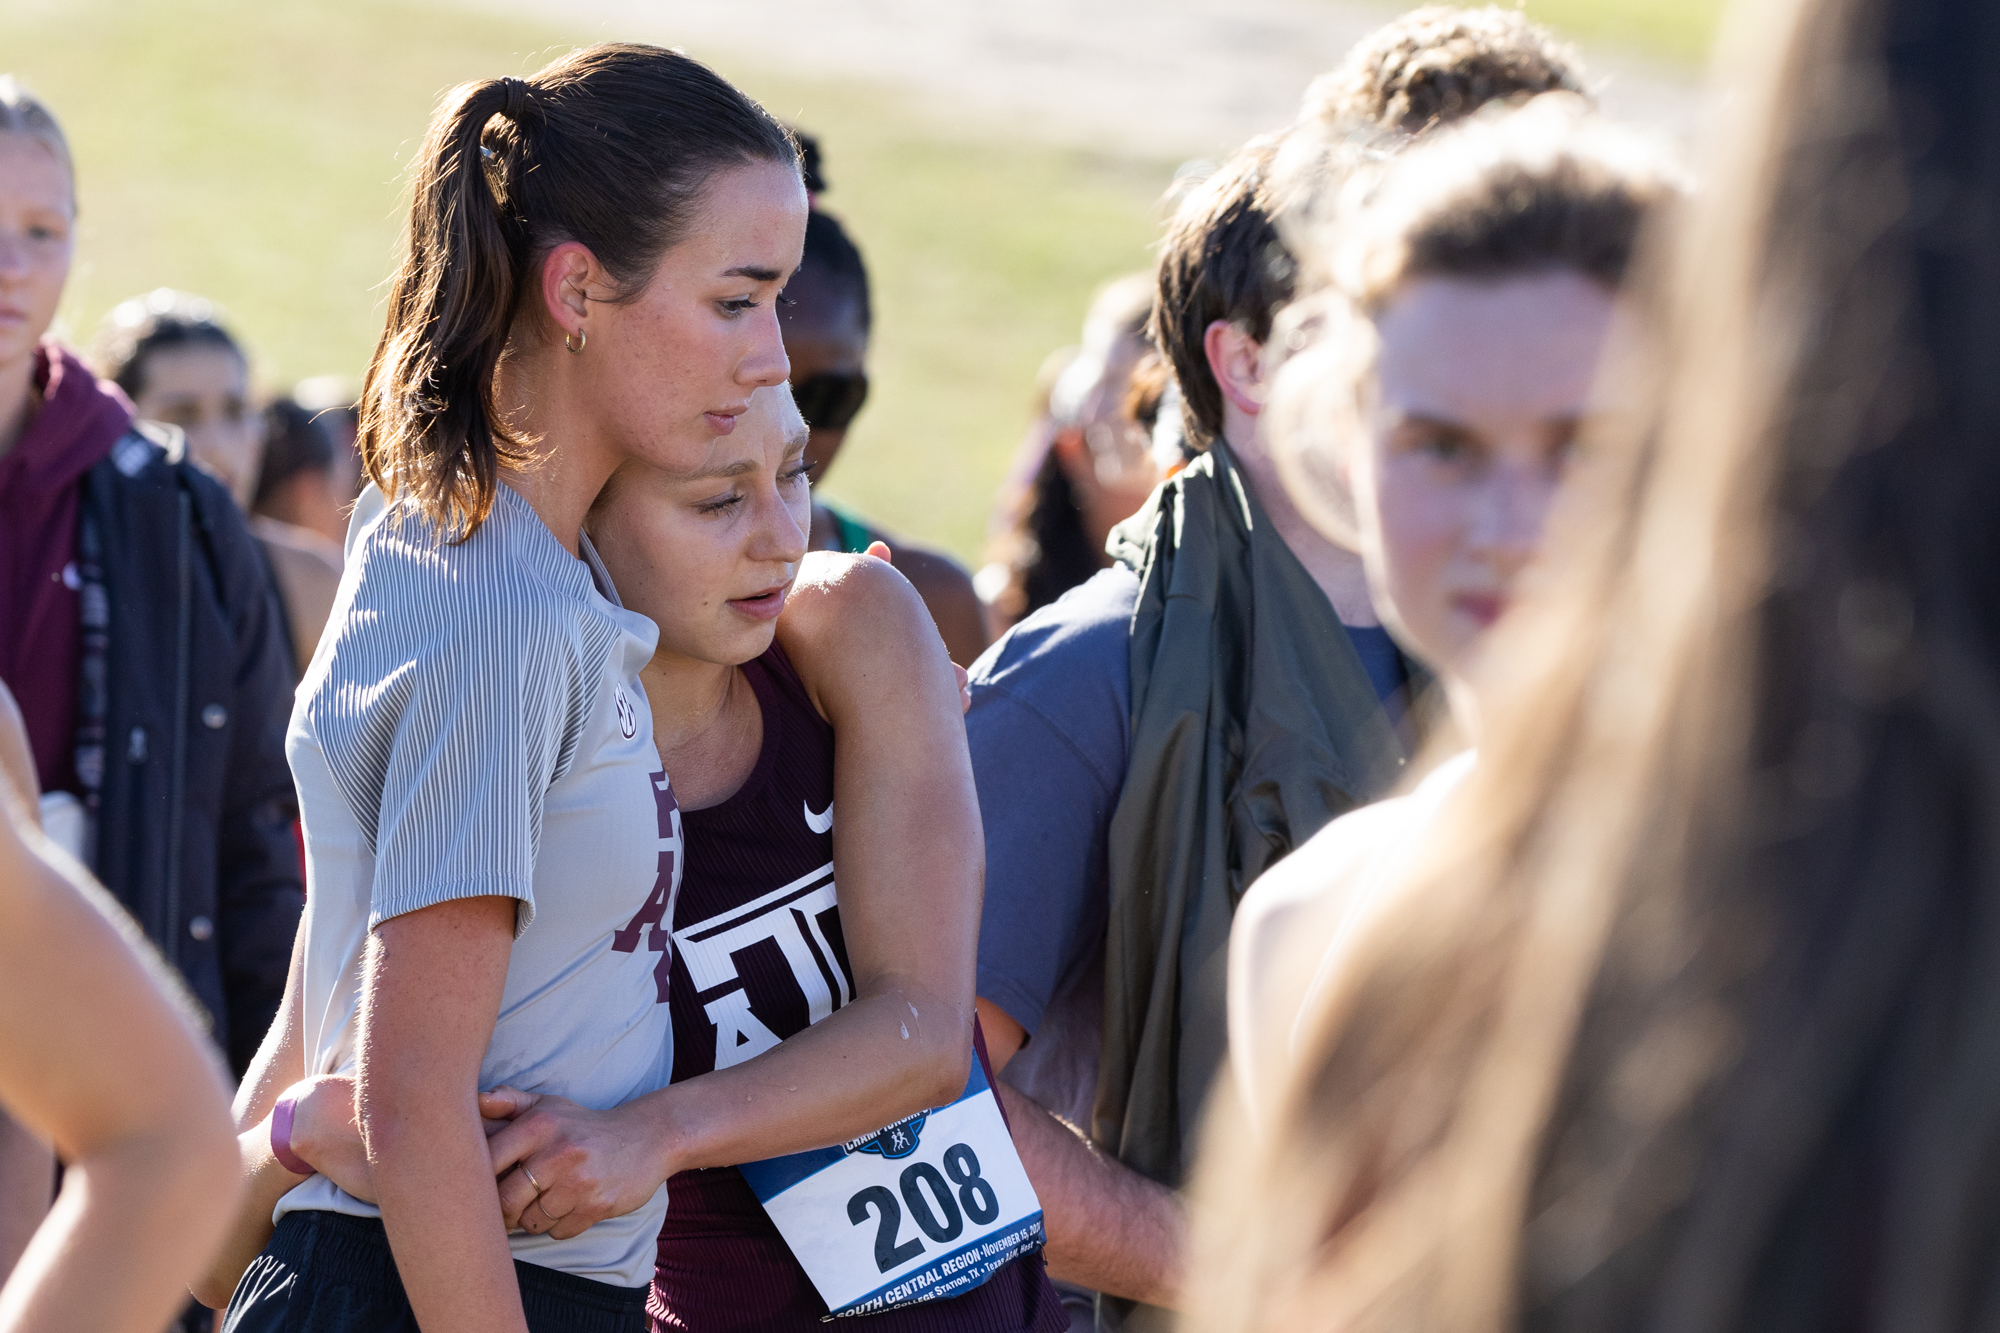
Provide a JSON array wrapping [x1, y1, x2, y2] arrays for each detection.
[[564, 329, 586, 354]]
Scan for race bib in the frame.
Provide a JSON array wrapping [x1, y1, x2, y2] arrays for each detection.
[[737, 1055, 1045, 1317]]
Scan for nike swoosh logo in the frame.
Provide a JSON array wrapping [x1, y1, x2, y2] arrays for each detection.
[[804, 800, 834, 835]]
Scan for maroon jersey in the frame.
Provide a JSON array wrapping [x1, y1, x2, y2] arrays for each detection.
[[651, 644, 1066, 1333]]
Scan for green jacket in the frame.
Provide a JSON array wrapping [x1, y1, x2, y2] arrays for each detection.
[[1094, 441, 1419, 1327]]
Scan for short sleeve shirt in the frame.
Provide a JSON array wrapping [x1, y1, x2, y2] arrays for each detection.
[[277, 484, 682, 1290], [968, 567, 1137, 1124], [969, 567, 1414, 1128]]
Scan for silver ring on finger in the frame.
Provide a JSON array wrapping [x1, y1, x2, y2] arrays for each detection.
[[522, 1163, 543, 1195]]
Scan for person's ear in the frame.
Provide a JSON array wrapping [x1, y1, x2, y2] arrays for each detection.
[[1050, 427, 1095, 490], [1203, 320, 1265, 418], [539, 242, 600, 344], [1336, 440, 1368, 512]]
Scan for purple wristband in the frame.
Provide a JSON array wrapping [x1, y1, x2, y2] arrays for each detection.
[[270, 1091, 313, 1176]]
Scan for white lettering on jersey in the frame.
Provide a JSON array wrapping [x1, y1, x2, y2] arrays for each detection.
[[804, 799, 834, 835], [672, 861, 854, 1069]]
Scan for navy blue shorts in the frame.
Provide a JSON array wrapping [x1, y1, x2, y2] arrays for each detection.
[[224, 1210, 646, 1333]]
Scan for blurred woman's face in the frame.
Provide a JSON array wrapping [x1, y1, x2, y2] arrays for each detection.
[[132, 344, 261, 509], [1054, 329, 1161, 523], [0, 133, 73, 372], [1354, 270, 1617, 687], [587, 383, 813, 672]]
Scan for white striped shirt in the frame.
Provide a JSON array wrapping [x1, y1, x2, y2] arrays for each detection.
[[278, 482, 680, 1289]]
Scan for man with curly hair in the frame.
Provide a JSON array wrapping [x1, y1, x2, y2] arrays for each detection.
[[1303, 3, 1585, 133], [965, 9, 1588, 1331]]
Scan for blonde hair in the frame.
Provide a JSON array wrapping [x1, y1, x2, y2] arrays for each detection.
[[0, 75, 75, 212], [1187, 0, 1976, 1323]]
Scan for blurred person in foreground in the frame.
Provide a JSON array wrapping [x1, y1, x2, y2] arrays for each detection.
[[0, 79, 301, 1080], [781, 178, 989, 663], [964, 10, 1585, 1329], [0, 687, 46, 1289], [95, 290, 344, 675], [978, 274, 1163, 635], [0, 679, 241, 1332], [1190, 0, 2000, 1326], [1226, 93, 1682, 1128]]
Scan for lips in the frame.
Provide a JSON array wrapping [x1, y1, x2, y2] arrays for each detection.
[[1452, 592, 1506, 628], [704, 407, 747, 435], [727, 584, 788, 621]]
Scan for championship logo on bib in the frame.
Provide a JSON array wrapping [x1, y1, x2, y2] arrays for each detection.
[[737, 1055, 1045, 1317], [848, 1111, 926, 1160]]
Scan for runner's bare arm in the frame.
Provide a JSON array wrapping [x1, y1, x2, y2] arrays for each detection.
[[230, 916, 309, 1140], [0, 1113, 46, 1291], [362, 897, 528, 1333], [196, 1061, 508, 1305], [884, 543, 988, 666], [0, 686, 51, 1286], [193, 922, 368, 1308], [978, 1002, 1185, 1307], [190, 923, 308, 1307], [483, 551, 981, 1239], [191, 1110, 313, 1307], [0, 687, 33, 819], [0, 736, 241, 1332]]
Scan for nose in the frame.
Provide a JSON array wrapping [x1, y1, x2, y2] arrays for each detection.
[[0, 229, 27, 280], [739, 304, 792, 391], [747, 477, 810, 571], [184, 423, 233, 481], [1465, 463, 1556, 580]]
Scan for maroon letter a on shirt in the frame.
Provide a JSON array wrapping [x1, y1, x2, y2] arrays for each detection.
[[612, 770, 680, 1002]]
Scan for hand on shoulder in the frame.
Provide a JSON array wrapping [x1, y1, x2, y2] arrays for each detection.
[[780, 547, 947, 710], [786, 544, 922, 631]]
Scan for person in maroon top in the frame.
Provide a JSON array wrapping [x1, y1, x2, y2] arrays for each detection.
[[203, 385, 1064, 1332], [569, 384, 1058, 1330], [2, 78, 300, 1333], [640, 628, 1056, 1320], [644, 623, 1058, 1331]]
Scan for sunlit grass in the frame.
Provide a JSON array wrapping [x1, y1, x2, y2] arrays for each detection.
[[6, 0, 1710, 559], [2, 0, 1171, 561], [1516, 0, 1729, 66]]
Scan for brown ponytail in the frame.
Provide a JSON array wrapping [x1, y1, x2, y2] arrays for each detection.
[[359, 45, 798, 540]]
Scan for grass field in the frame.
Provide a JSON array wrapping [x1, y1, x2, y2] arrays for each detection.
[[1518, 0, 1728, 66], [2, 0, 1720, 562]]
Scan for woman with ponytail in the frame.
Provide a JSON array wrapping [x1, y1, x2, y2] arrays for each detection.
[[203, 386, 1066, 1333], [222, 45, 806, 1333]]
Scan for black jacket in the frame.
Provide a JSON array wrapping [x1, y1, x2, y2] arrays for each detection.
[[80, 424, 303, 1077]]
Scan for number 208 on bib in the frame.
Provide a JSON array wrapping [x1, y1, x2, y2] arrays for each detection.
[[736, 1056, 1046, 1317]]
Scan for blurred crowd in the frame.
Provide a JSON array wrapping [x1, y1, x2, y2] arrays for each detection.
[[3, 0, 1998, 1330]]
